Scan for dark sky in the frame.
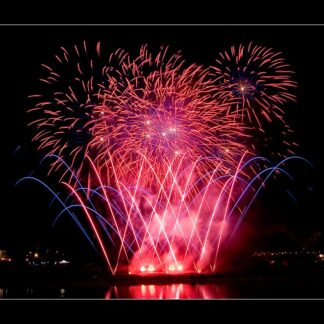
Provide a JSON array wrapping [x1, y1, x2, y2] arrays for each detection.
[[0, 26, 323, 259]]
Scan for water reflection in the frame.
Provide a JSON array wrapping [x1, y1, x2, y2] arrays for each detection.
[[105, 283, 227, 299], [1, 277, 322, 298]]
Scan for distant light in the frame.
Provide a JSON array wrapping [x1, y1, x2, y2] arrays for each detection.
[[168, 264, 175, 271], [128, 271, 132, 275], [148, 265, 155, 272], [145, 120, 150, 125], [177, 265, 183, 271], [140, 266, 146, 272], [225, 149, 229, 153], [240, 86, 245, 92], [0, 257, 11, 262], [162, 132, 166, 136], [198, 269, 201, 273], [175, 151, 179, 155], [34, 253, 39, 258], [100, 111, 104, 115], [319, 254, 324, 258], [100, 137, 104, 142], [59, 259, 70, 264], [146, 134, 150, 138]]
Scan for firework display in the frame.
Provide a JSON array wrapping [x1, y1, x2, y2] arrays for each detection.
[[21, 41, 307, 275], [212, 42, 296, 128]]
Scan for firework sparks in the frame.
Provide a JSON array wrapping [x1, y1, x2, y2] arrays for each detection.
[[211, 42, 297, 129], [23, 41, 306, 275]]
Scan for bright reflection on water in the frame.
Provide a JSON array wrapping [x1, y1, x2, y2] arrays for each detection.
[[0, 283, 227, 299], [105, 283, 227, 299], [1, 277, 323, 298]]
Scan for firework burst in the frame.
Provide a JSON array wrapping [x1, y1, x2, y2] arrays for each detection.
[[211, 42, 297, 129], [29, 44, 250, 188], [22, 41, 305, 275], [88, 45, 250, 189]]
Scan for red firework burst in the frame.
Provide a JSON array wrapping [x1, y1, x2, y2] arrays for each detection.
[[211, 42, 297, 129], [87, 45, 249, 188], [24, 41, 301, 274], [29, 43, 250, 188]]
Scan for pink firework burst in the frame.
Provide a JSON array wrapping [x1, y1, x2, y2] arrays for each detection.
[[24, 41, 301, 275], [211, 42, 297, 129], [29, 43, 250, 189], [87, 45, 249, 189]]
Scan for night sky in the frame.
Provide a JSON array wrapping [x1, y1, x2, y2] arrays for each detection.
[[0, 25, 323, 261]]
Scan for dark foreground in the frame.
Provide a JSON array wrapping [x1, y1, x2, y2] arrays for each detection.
[[1, 265, 324, 298]]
